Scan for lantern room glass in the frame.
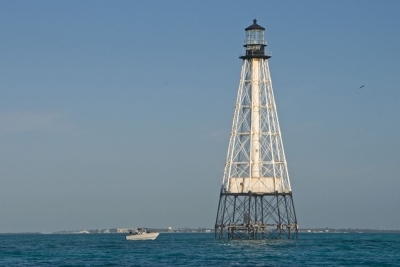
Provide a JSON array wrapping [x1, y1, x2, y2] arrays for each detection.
[[246, 30, 264, 45]]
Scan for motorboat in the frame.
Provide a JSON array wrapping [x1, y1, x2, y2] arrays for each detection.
[[125, 228, 159, 241]]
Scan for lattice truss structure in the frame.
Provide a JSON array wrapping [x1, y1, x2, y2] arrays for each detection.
[[223, 59, 290, 194], [215, 58, 298, 239], [215, 194, 297, 239]]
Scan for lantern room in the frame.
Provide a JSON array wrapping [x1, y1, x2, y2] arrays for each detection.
[[245, 19, 265, 45]]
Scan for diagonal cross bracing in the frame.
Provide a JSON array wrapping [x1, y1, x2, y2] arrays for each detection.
[[216, 21, 298, 239]]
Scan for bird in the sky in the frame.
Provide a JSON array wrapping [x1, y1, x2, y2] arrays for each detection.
[[359, 85, 365, 89]]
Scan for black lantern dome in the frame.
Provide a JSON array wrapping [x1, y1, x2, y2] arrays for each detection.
[[245, 19, 265, 31]]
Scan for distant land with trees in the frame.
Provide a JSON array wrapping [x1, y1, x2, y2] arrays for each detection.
[[1, 227, 399, 235]]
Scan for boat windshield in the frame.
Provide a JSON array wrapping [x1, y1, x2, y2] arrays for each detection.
[[136, 228, 147, 234]]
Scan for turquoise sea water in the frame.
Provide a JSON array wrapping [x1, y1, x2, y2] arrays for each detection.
[[0, 233, 399, 266]]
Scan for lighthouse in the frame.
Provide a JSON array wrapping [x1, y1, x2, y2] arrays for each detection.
[[215, 20, 298, 239]]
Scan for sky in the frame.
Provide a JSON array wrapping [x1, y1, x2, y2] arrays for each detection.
[[0, 0, 399, 233]]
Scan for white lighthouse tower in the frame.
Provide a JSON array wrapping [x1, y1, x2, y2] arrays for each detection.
[[215, 20, 298, 239]]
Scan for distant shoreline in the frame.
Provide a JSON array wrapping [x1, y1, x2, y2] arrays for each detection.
[[1, 228, 400, 235], [298, 228, 400, 234], [0, 232, 42, 235]]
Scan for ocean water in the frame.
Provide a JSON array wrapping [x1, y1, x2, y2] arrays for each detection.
[[0, 233, 399, 266]]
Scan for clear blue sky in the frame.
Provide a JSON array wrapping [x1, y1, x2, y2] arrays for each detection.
[[0, 0, 399, 232]]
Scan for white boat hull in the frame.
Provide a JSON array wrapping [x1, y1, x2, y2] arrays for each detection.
[[126, 232, 159, 240]]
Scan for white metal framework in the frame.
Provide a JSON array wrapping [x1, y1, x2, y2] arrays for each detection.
[[215, 20, 298, 240], [222, 58, 291, 194]]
